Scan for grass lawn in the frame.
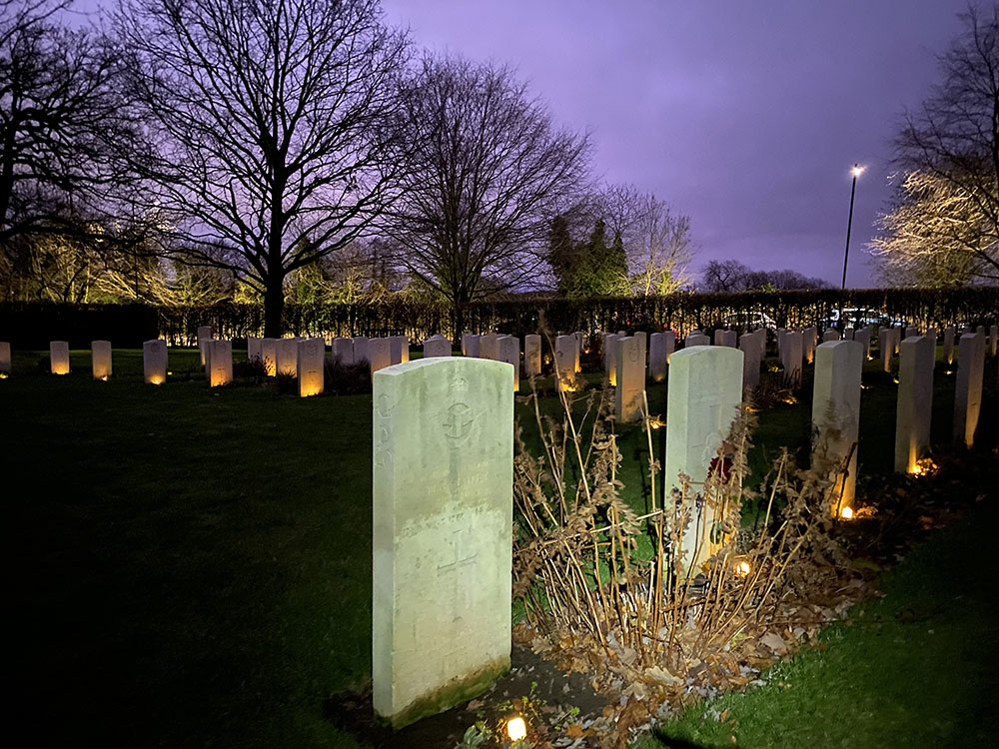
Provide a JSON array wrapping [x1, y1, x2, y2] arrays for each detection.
[[2, 344, 995, 747]]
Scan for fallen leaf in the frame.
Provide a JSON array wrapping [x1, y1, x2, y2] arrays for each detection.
[[759, 632, 788, 655]]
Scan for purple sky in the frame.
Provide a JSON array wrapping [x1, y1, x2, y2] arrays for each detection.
[[381, 0, 968, 288]]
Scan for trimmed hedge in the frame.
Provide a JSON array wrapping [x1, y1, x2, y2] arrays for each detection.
[[0, 288, 996, 347]]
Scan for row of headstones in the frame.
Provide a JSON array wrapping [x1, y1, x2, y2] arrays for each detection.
[[370, 328, 995, 727]]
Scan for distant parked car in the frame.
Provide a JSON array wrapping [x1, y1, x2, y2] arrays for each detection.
[[823, 308, 905, 329]]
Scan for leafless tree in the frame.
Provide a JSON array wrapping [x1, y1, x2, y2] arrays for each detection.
[[381, 54, 590, 333], [873, 4, 999, 284], [117, 0, 409, 336], [1, 0, 134, 244]]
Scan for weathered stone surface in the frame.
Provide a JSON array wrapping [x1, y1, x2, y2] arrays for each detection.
[[905, 326, 918, 340], [372, 358, 513, 728], [497, 336, 520, 391], [740, 332, 761, 390], [298, 338, 325, 398], [0, 341, 10, 373], [50, 341, 69, 375], [878, 329, 893, 373], [332, 337, 355, 365], [803, 327, 817, 363], [782, 331, 803, 388], [823, 329, 840, 342], [524, 334, 542, 377], [664, 346, 743, 571], [603, 333, 621, 386], [615, 336, 646, 423], [276, 338, 298, 377], [854, 327, 871, 361], [143, 339, 167, 385], [990, 324, 998, 357], [247, 337, 262, 363], [260, 338, 277, 376], [369, 338, 392, 375], [894, 335, 935, 473], [423, 335, 452, 359], [207, 339, 232, 387], [954, 333, 985, 448], [461, 334, 480, 358], [649, 332, 668, 382], [91, 340, 112, 380], [812, 340, 863, 515]]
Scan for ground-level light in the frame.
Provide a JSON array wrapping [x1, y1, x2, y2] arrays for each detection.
[[507, 716, 527, 741], [840, 506, 854, 520]]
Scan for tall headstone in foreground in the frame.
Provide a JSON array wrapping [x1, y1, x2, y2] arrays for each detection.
[[50, 341, 70, 375], [143, 339, 168, 385], [368, 338, 392, 375], [812, 340, 863, 515], [895, 335, 935, 473], [423, 335, 452, 359], [275, 338, 298, 377], [524, 334, 542, 377], [373, 358, 513, 728], [739, 332, 761, 390], [91, 340, 112, 380], [664, 346, 743, 572], [207, 339, 232, 387], [0, 341, 10, 374], [615, 336, 646, 423], [298, 338, 325, 398], [649, 332, 668, 382], [953, 333, 985, 449], [261, 338, 278, 376], [943, 326, 956, 365], [497, 335, 520, 391]]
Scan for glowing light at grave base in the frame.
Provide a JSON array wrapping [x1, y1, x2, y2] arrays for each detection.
[[839, 506, 854, 520], [648, 416, 665, 430], [736, 561, 751, 577], [0, 372, 8, 379], [507, 716, 527, 741], [148, 376, 163, 385], [909, 457, 938, 477]]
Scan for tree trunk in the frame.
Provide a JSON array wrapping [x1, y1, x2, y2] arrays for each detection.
[[264, 274, 285, 338]]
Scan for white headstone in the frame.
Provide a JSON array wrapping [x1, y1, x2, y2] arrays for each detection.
[[953, 333, 985, 448], [616, 336, 646, 423], [649, 332, 669, 382], [332, 337, 355, 365], [143, 339, 167, 385], [574, 331, 586, 371], [823, 329, 840, 342], [603, 333, 621, 386], [843, 327, 855, 341], [353, 336, 370, 364], [91, 340, 112, 380], [803, 327, 817, 363], [369, 338, 392, 375], [634, 331, 648, 366], [713, 330, 727, 347], [989, 324, 998, 357], [461, 333, 480, 358], [389, 335, 409, 365], [555, 335, 578, 391], [275, 338, 298, 377], [423, 335, 452, 359], [497, 336, 520, 391], [50, 341, 69, 375], [905, 326, 918, 340], [685, 332, 710, 348], [479, 333, 499, 361], [297, 338, 325, 397], [943, 326, 956, 365], [261, 338, 278, 376], [0, 341, 10, 375], [207, 339, 232, 387], [246, 336, 261, 363], [782, 331, 803, 388], [854, 327, 871, 361], [894, 335, 935, 473], [812, 340, 863, 515], [372, 358, 513, 728], [739, 332, 761, 390], [663, 330, 676, 364], [197, 325, 211, 365], [664, 346, 744, 571], [524, 334, 542, 377]]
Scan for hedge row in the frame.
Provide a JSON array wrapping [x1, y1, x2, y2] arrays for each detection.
[[1, 288, 996, 348]]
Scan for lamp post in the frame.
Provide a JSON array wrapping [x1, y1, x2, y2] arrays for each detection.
[[841, 164, 864, 291]]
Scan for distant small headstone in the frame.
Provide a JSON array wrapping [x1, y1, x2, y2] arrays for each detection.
[[812, 340, 863, 515], [684, 331, 710, 348], [649, 332, 668, 382], [555, 335, 577, 390], [197, 325, 211, 365], [261, 338, 278, 376], [207, 340, 233, 387], [275, 339, 298, 377], [0, 341, 10, 374], [461, 334, 480, 358], [524, 334, 542, 377], [954, 333, 985, 448], [369, 338, 392, 375], [497, 336, 520, 391], [353, 336, 370, 364], [739, 332, 761, 390], [943, 326, 956, 365], [332, 337, 354, 365], [781, 331, 803, 388], [803, 327, 817, 363], [423, 335, 452, 359], [615, 336, 646, 423], [823, 329, 840, 342], [895, 335, 934, 473], [297, 339, 325, 397], [479, 333, 499, 361], [247, 336, 262, 363], [390, 335, 409, 365]]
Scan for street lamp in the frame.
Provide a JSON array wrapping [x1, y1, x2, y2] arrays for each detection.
[[841, 164, 864, 291]]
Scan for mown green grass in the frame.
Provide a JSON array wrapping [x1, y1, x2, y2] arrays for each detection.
[[1, 344, 994, 748]]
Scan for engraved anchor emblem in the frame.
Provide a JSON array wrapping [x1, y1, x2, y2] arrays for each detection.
[[443, 402, 474, 442]]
